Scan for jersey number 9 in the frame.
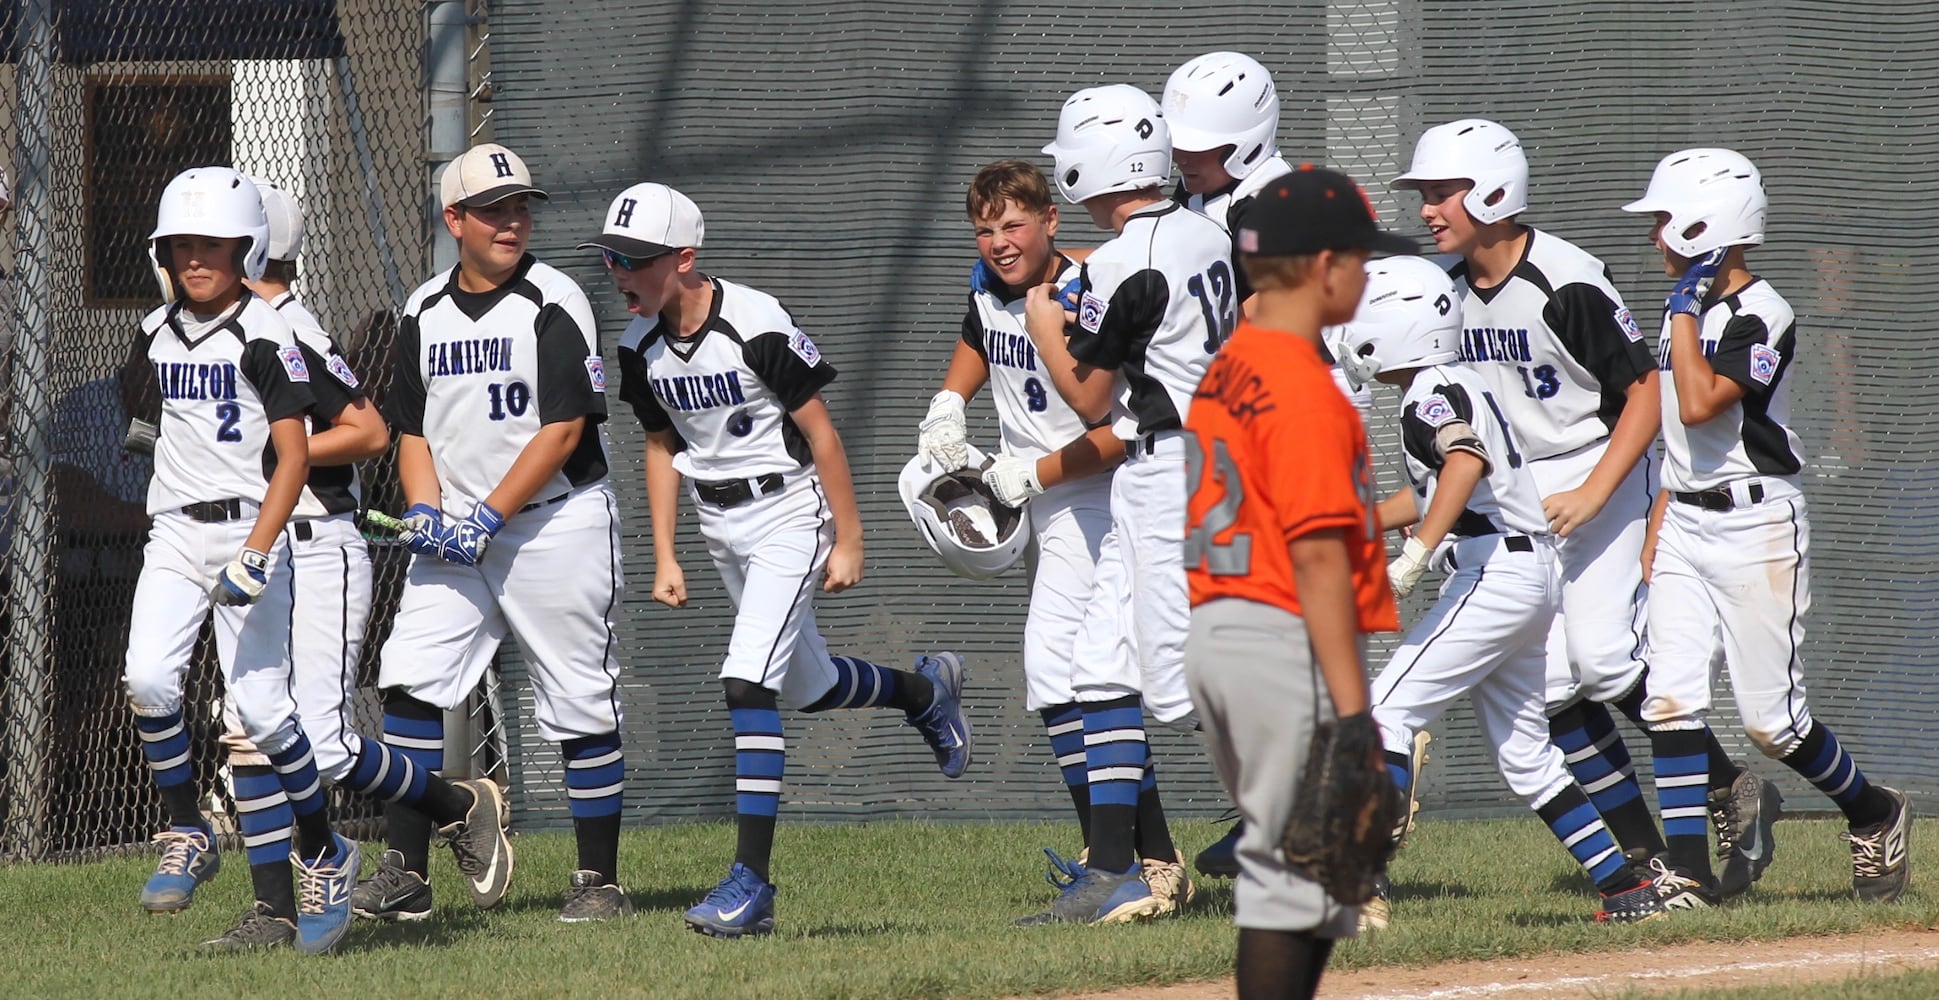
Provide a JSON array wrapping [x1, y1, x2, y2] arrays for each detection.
[[486, 380, 531, 421]]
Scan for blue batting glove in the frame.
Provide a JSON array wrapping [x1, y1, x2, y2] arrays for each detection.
[[438, 501, 505, 567], [1668, 248, 1728, 317], [211, 548, 270, 606], [1056, 274, 1083, 311], [399, 503, 445, 557], [970, 258, 996, 294]]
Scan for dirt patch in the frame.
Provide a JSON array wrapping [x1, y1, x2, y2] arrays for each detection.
[[1031, 929, 1939, 999]]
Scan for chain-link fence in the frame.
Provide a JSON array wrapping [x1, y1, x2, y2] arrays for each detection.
[[4, 1, 1934, 861]]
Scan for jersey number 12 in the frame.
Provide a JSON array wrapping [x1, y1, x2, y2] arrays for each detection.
[[1188, 261, 1238, 352]]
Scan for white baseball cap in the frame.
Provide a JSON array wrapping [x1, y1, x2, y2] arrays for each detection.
[[246, 177, 306, 261], [577, 182, 704, 260], [439, 142, 548, 209]]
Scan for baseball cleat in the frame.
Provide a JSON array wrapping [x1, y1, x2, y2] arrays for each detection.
[[140, 826, 220, 913], [1194, 818, 1242, 879], [1141, 852, 1196, 916], [352, 850, 433, 922], [440, 778, 514, 909], [1848, 786, 1912, 903], [908, 652, 973, 779], [1710, 763, 1783, 900], [1645, 856, 1720, 910], [684, 863, 777, 938], [292, 833, 361, 954], [1041, 846, 1088, 890], [200, 901, 296, 952], [1013, 863, 1159, 926], [1595, 867, 1668, 924], [559, 870, 633, 923], [1358, 874, 1392, 933]]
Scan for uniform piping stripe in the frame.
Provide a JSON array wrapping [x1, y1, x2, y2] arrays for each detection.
[[327, 543, 357, 776], [1781, 498, 1809, 739], [760, 482, 829, 687], [598, 490, 624, 732], [1376, 567, 1486, 705]]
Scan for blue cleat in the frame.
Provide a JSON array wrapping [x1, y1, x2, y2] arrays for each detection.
[[293, 833, 361, 954], [1042, 847, 1088, 890], [908, 652, 973, 778], [1194, 818, 1242, 879], [684, 862, 777, 939], [140, 826, 220, 913], [1014, 861, 1159, 926]]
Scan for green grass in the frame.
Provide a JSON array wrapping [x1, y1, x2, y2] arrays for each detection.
[[1, 815, 1933, 998]]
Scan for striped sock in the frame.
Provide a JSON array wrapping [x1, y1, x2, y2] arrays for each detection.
[[231, 763, 293, 867], [382, 694, 445, 875], [805, 656, 904, 711], [1552, 702, 1664, 857], [134, 709, 204, 830], [1649, 726, 1715, 877], [1385, 750, 1411, 794], [266, 731, 334, 862], [1040, 704, 1091, 844], [1082, 696, 1146, 874], [1782, 721, 1892, 827], [346, 734, 427, 804], [1535, 784, 1630, 891], [731, 704, 784, 882], [565, 732, 624, 884]]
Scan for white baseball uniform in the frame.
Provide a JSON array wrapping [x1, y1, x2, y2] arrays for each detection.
[[962, 256, 1110, 710], [1176, 154, 1374, 417], [217, 293, 375, 779], [379, 256, 624, 743], [123, 292, 315, 754], [1642, 281, 1812, 750], [616, 275, 847, 708], [1371, 364, 1573, 805], [1448, 230, 1658, 709], [1064, 201, 1232, 724]]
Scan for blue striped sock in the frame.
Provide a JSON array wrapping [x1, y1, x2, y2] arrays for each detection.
[[267, 731, 335, 861], [231, 763, 293, 867], [1040, 704, 1090, 843], [815, 656, 901, 710], [134, 709, 194, 791], [1082, 698, 1146, 873], [1650, 728, 1713, 847], [346, 736, 427, 804], [1555, 705, 1646, 816], [732, 707, 784, 820], [383, 702, 445, 779], [564, 732, 625, 819], [1783, 721, 1879, 821], [1535, 784, 1628, 889], [1385, 750, 1411, 794]]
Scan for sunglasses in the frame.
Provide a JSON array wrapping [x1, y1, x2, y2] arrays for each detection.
[[601, 248, 672, 272]]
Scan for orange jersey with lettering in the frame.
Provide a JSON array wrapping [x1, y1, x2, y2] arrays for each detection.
[[1184, 321, 1398, 632]]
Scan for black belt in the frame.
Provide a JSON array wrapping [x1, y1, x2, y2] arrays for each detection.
[[519, 491, 571, 514], [1124, 435, 1158, 459], [181, 499, 244, 523], [1445, 533, 1534, 571], [695, 473, 784, 509], [1672, 483, 1765, 512], [293, 521, 313, 542]]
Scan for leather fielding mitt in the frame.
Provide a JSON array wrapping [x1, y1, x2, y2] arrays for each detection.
[[1279, 709, 1404, 905]]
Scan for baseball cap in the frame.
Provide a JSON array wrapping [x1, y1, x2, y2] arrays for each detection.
[[439, 142, 548, 209], [577, 182, 704, 259], [1236, 165, 1417, 257]]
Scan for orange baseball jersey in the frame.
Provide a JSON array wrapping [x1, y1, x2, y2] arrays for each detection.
[[1185, 320, 1398, 632]]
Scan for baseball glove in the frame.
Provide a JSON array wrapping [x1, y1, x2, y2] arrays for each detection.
[[1279, 709, 1403, 905]]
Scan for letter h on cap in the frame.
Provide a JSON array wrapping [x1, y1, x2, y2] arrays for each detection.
[[614, 198, 637, 228], [490, 152, 513, 178]]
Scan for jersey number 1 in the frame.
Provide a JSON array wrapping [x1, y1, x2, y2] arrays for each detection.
[[1183, 434, 1251, 576]]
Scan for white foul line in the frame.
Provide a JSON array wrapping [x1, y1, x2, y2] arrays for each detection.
[[1342, 945, 1939, 1000]]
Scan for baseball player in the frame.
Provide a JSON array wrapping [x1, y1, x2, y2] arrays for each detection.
[[1341, 254, 1665, 926], [1622, 148, 1910, 905], [1162, 51, 1369, 877], [1183, 166, 1407, 999], [351, 143, 625, 924], [1388, 120, 1752, 887], [587, 181, 970, 939], [125, 168, 507, 954], [1012, 84, 1226, 926], [917, 159, 1194, 913]]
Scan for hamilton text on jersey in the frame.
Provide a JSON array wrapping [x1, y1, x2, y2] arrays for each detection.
[[1459, 326, 1535, 364], [426, 336, 516, 377], [652, 371, 747, 412], [153, 361, 239, 400], [983, 329, 1039, 372]]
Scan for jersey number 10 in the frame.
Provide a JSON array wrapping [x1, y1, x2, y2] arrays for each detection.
[[486, 380, 532, 421]]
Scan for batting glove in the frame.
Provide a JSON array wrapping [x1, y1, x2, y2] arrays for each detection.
[[211, 548, 271, 606], [970, 259, 997, 294], [1387, 536, 1432, 600], [399, 503, 446, 557], [1056, 274, 1083, 311], [918, 390, 970, 472], [982, 454, 1044, 508], [438, 501, 505, 567], [1668, 248, 1728, 317]]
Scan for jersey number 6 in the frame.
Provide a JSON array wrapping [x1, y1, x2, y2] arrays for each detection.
[[1183, 434, 1252, 576]]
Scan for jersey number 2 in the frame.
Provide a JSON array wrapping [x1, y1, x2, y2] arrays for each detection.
[[214, 402, 242, 442], [486, 381, 531, 421], [1183, 434, 1252, 576], [1188, 261, 1238, 353]]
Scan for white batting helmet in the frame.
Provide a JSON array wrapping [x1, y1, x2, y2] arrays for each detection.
[[1620, 148, 1767, 258], [898, 445, 1031, 581], [1390, 119, 1529, 224], [1163, 51, 1280, 181], [1334, 255, 1462, 388], [149, 167, 270, 300], [1041, 85, 1170, 204], [246, 177, 306, 262]]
